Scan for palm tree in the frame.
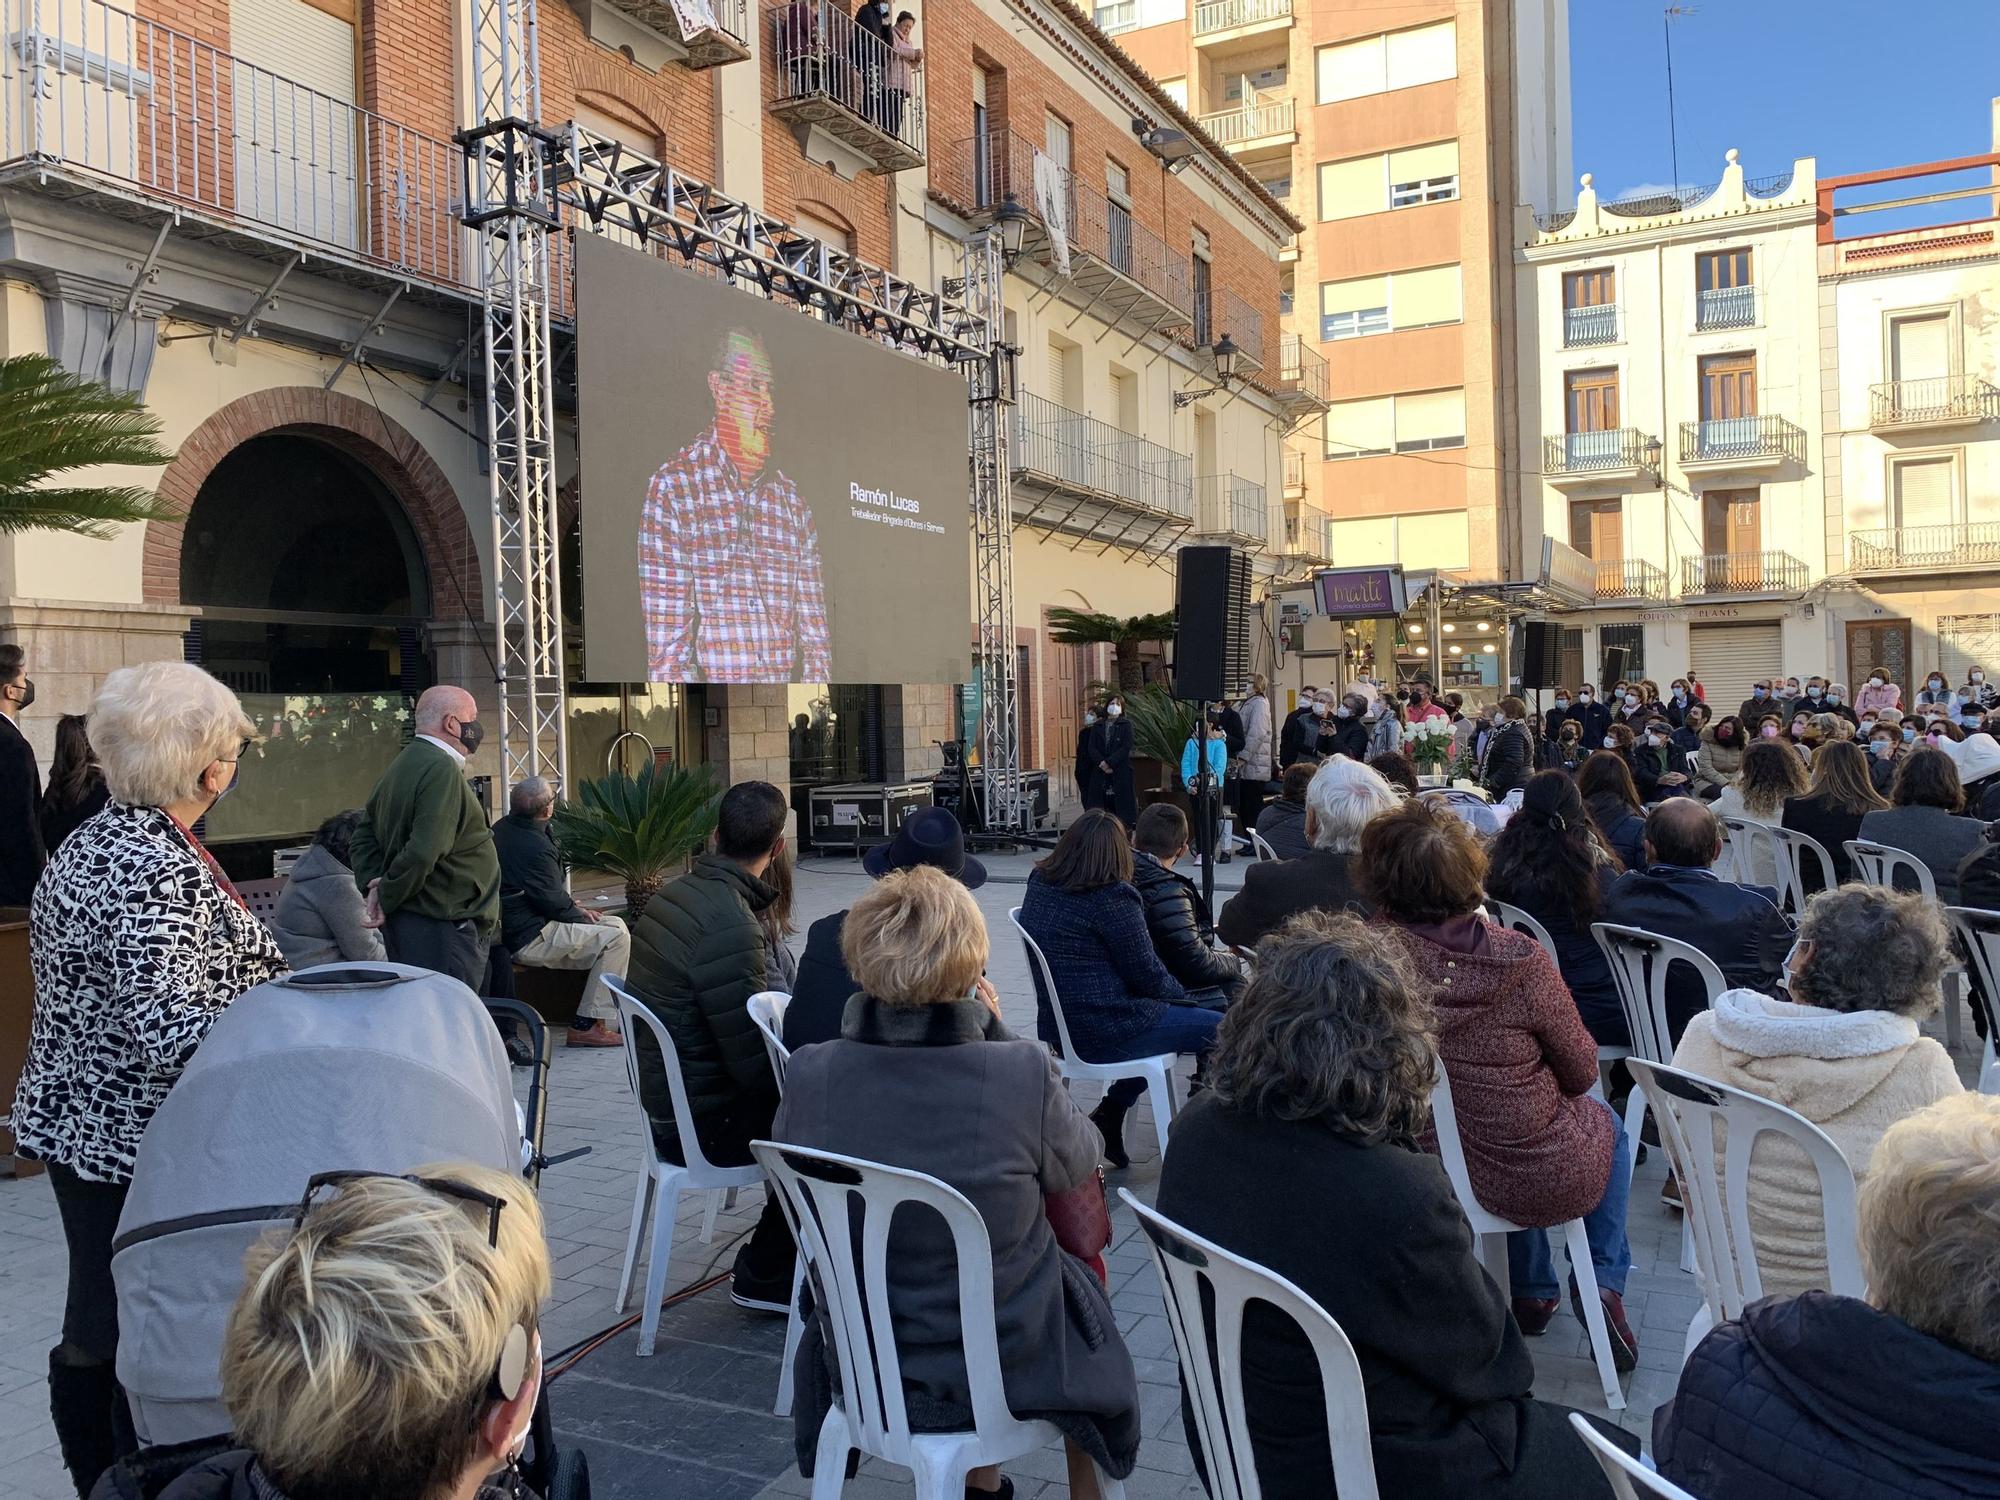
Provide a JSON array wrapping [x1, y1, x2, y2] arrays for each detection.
[[0, 355, 177, 538], [550, 761, 722, 914], [1046, 606, 1176, 693]]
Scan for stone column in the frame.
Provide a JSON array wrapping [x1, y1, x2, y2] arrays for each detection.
[[0, 599, 197, 762]]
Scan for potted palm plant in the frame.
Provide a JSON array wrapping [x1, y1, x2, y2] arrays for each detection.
[[550, 761, 721, 915], [0, 354, 178, 537]]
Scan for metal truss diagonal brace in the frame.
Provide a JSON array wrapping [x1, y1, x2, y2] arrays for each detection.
[[230, 251, 302, 342], [324, 283, 407, 389]]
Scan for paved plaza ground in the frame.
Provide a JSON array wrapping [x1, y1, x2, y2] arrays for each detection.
[[0, 847, 1978, 1499]]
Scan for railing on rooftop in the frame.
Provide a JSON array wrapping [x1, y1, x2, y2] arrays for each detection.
[[1870, 374, 2000, 428], [1681, 550, 1811, 596], [0, 0, 466, 286], [1195, 99, 1294, 147], [1278, 332, 1327, 404], [1011, 391, 1194, 519], [1195, 472, 1267, 541], [1850, 523, 2000, 574], [1193, 0, 1292, 34], [768, 0, 925, 166]]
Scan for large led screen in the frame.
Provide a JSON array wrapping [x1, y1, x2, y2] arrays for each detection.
[[578, 234, 972, 685]]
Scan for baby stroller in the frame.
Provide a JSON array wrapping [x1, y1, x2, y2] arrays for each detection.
[[110, 963, 590, 1500]]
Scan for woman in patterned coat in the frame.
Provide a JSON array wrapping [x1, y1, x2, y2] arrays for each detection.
[[12, 661, 287, 1498]]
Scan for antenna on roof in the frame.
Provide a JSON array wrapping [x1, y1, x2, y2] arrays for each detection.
[[1664, 6, 1698, 197]]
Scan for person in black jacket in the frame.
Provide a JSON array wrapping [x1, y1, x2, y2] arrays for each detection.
[[1564, 684, 1612, 748], [784, 806, 987, 1051], [1089, 694, 1138, 825], [1478, 696, 1533, 798], [1130, 804, 1244, 1000], [1073, 705, 1100, 810], [493, 777, 630, 1046], [38, 712, 109, 856], [1542, 688, 1574, 745], [1277, 695, 1322, 767], [1217, 757, 1397, 949], [1156, 913, 1636, 1499], [1781, 739, 1887, 891], [1578, 750, 1648, 872], [0, 642, 44, 907], [1654, 1094, 2000, 1500], [1629, 717, 1692, 802], [1326, 692, 1370, 762]]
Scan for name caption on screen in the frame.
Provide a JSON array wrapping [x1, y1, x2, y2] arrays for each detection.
[[849, 481, 944, 534]]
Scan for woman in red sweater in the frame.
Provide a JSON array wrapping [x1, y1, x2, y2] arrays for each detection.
[[1362, 799, 1638, 1369]]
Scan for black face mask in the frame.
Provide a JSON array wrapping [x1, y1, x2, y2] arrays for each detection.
[[456, 719, 485, 756], [5, 677, 32, 710]]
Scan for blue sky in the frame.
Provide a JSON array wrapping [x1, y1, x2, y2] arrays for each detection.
[[1569, 1, 2000, 201]]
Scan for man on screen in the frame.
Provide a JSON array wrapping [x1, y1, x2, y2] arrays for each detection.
[[639, 327, 832, 682]]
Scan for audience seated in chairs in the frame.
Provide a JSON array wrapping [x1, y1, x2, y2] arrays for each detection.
[[1484, 771, 1629, 1048], [1691, 715, 1746, 801], [1019, 809, 1221, 1169], [1670, 884, 1962, 1299], [268, 809, 387, 968], [774, 866, 1142, 1500], [1216, 757, 1397, 951], [94, 1164, 552, 1500], [1363, 800, 1640, 1369], [1859, 745, 1992, 905], [1253, 761, 1315, 860], [1713, 741, 1809, 888], [1154, 911, 1640, 1499], [1599, 799, 1793, 1047], [1129, 804, 1246, 1002], [1655, 1093, 2000, 1500], [1578, 750, 1649, 872], [1780, 738, 1886, 892], [493, 776, 629, 1047]]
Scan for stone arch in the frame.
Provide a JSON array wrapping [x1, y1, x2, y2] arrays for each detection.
[[144, 388, 482, 621]]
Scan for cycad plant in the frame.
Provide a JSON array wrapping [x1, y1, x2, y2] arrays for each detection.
[[1047, 607, 1176, 693], [550, 761, 722, 915], [0, 355, 178, 538], [1121, 683, 1202, 776]]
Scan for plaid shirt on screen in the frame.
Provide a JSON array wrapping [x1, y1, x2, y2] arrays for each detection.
[[639, 426, 832, 682]]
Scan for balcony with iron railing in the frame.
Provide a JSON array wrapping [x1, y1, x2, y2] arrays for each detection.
[[1276, 332, 1328, 414], [588, 0, 752, 66], [1283, 500, 1330, 562], [1193, 0, 1293, 42], [1195, 98, 1295, 156], [1542, 428, 1661, 487], [1010, 391, 1194, 521], [1195, 473, 1268, 545], [1681, 550, 1811, 597], [1282, 448, 1306, 492], [0, 0, 468, 291], [1218, 287, 1266, 372], [1679, 414, 1807, 471], [1869, 374, 2000, 430], [1695, 284, 1758, 331], [1591, 557, 1672, 601], [1850, 522, 2000, 575], [768, 0, 925, 173], [1563, 302, 1620, 348], [943, 127, 1192, 335]]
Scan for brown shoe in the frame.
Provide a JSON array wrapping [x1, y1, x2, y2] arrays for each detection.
[[1662, 1171, 1683, 1211], [1571, 1277, 1639, 1373], [1511, 1296, 1560, 1336], [567, 1021, 624, 1048]]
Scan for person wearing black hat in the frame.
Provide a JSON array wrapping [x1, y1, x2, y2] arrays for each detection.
[[783, 805, 988, 1049]]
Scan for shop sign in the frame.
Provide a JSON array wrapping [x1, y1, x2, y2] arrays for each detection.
[[1314, 567, 1408, 619]]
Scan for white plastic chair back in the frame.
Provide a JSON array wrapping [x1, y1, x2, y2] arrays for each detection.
[[1120, 1190, 1378, 1500], [1428, 1061, 1505, 1237], [607, 975, 741, 1183], [1009, 907, 1089, 1065], [1566, 1413, 1702, 1500], [1591, 923, 1727, 1065], [1484, 900, 1558, 965], [1845, 839, 1940, 902], [1723, 820, 1831, 913], [1249, 829, 1279, 862], [1944, 906, 2000, 1094], [748, 991, 792, 1089], [1769, 825, 1838, 910], [1625, 1059, 1863, 1336]]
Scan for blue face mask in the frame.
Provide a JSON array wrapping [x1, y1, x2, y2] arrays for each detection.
[[1753, 687, 1767, 699], [1903, 726, 1918, 742]]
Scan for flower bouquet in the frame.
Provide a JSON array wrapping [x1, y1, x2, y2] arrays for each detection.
[[1403, 718, 1456, 777]]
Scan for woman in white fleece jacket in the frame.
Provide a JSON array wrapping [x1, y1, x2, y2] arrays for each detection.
[[1671, 883, 1963, 1298]]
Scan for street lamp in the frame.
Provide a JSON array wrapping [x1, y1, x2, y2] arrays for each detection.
[[992, 192, 1029, 268], [1173, 335, 1242, 408], [1643, 435, 1664, 471]]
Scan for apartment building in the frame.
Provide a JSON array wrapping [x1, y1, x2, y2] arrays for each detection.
[[1106, 0, 1569, 687], [1516, 153, 1826, 691], [0, 0, 1295, 859]]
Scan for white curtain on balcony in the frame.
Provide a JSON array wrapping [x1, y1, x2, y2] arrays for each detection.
[[1033, 151, 1071, 274], [664, 0, 720, 40]]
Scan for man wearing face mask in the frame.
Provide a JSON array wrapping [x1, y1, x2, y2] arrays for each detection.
[[1405, 678, 1449, 725], [0, 641, 44, 906], [1278, 690, 1324, 768], [1328, 691, 1370, 761], [350, 684, 502, 993], [1737, 679, 1776, 726], [1564, 683, 1612, 747]]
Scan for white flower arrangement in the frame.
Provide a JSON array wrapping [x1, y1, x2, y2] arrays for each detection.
[[1402, 718, 1456, 770]]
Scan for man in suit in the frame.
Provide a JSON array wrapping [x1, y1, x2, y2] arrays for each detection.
[[0, 643, 43, 907], [350, 684, 501, 992], [1600, 798, 1793, 1045]]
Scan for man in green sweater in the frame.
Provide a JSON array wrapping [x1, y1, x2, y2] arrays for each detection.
[[350, 684, 501, 993]]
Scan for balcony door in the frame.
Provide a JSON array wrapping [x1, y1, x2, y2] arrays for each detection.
[[1564, 366, 1620, 468], [230, 0, 360, 249], [1106, 159, 1133, 276], [1703, 488, 1761, 589], [1563, 268, 1616, 346], [1698, 350, 1758, 456], [1569, 498, 1622, 561]]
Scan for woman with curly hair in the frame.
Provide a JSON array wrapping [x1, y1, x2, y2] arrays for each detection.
[[1713, 739, 1809, 887], [1155, 911, 1634, 1499]]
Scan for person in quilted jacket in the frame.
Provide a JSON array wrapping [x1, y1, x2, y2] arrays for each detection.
[[627, 779, 795, 1312], [1128, 803, 1244, 1001], [1655, 1093, 2000, 1500]]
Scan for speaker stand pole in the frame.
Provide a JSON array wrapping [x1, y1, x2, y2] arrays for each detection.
[[1193, 699, 1215, 915]]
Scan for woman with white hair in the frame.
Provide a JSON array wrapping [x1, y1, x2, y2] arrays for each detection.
[[1656, 1094, 2000, 1498], [12, 660, 286, 1496], [1216, 756, 1399, 949], [94, 1163, 553, 1500]]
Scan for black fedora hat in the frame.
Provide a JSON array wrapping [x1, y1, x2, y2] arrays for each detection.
[[862, 806, 988, 889]]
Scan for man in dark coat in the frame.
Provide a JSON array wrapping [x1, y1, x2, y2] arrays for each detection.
[[1277, 696, 1321, 767], [784, 806, 987, 1050], [1218, 758, 1398, 948], [1599, 799, 1792, 1043], [1073, 707, 1100, 810], [1564, 685, 1612, 748], [627, 779, 795, 1308], [1130, 804, 1244, 999], [1089, 699, 1137, 825], [0, 642, 44, 907], [1326, 693, 1370, 761], [493, 777, 628, 1045]]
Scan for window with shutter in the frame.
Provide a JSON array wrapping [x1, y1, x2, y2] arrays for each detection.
[[1316, 35, 1385, 102], [1318, 155, 1387, 221], [1398, 510, 1469, 569], [1394, 389, 1466, 451], [230, 0, 358, 246], [1320, 276, 1389, 340], [1392, 265, 1461, 329], [1315, 20, 1453, 102], [1892, 455, 1958, 530], [1387, 141, 1458, 206], [1890, 315, 1952, 384], [1385, 21, 1455, 88], [1328, 516, 1396, 563], [1325, 396, 1393, 459]]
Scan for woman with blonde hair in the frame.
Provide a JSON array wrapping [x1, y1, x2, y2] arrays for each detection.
[[98, 1163, 553, 1500], [1712, 739, 1810, 887], [14, 661, 286, 1496], [775, 865, 1141, 1498]]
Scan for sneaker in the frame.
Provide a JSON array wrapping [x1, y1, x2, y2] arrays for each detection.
[[1511, 1295, 1560, 1336], [1570, 1277, 1639, 1374], [1661, 1171, 1683, 1211], [729, 1273, 792, 1316], [567, 1020, 624, 1048]]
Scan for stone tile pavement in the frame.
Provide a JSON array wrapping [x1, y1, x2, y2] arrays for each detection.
[[0, 845, 1977, 1499]]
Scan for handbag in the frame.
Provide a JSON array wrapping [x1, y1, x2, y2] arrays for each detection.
[[1043, 1166, 1111, 1286]]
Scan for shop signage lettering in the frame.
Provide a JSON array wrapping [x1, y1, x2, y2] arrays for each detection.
[[1314, 567, 1408, 619]]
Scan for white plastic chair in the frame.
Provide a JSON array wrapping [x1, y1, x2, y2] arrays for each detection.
[[1429, 1060, 1626, 1411], [1008, 908, 1179, 1159], [1484, 899, 1558, 965], [751, 1142, 1128, 1500], [1625, 1058, 1862, 1364], [1120, 1190, 1378, 1500], [1943, 906, 2000, 1094], [742, 990, 808, 1415], [606, 975, 765, 1357], [1591, 923, 1728, 1170], [1721, 820, 1835, 915], [1567, 1412, 1702, 1500], [1248, 828, 1279, 861], [1847, 839, 1964, 1049]]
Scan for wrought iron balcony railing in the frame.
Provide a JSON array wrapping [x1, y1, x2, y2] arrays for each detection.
[[1278, 333, 1327, 405], [769, 0, 926, 169], [1543, 428, 1659, 475], [1195, 99, 1295, 148], [1193, 0, 1292, 34], [1679, 414, 1806, 466], [1219, 287, 1265, 369], [1870, 374, 2000, 428], [1593, 558, 1671, 600], [1011, 392, 1194, 519], [1695, 284, 1757, 330], [1195, 472, 1268, 542], [1563, 303, 1619, 347], [1282, 448, 1306, 490], [1849, 523, 2000, 573], [1681, 550, 1811, 596], [1284, 501, 1329, 559]]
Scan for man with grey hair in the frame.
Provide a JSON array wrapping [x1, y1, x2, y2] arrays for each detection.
[[1217, 756, 1399, 949], [351, 684, 500, 992], [492, 775, 629, 1046]]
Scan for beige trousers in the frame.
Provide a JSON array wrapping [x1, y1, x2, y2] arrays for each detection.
[[516, 912, 631, 1024]]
